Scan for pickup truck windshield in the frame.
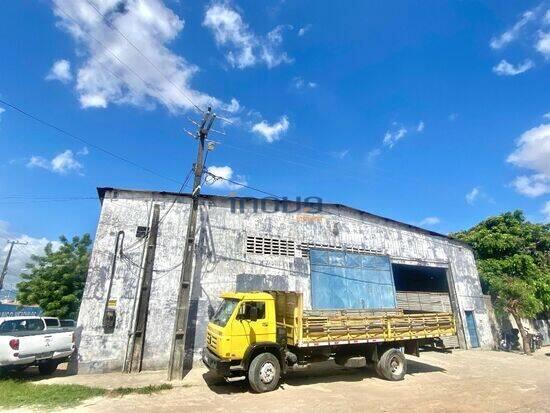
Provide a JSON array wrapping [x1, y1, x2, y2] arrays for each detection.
[[44, 318, 60, 327], [0, 319, 45, 332], [211, 299, 239, 327]]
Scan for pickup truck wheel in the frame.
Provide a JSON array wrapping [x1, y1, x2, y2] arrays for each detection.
[[248, 353, 281, 393], [376, 348, 406, 381], [38, 360, 59, 375]]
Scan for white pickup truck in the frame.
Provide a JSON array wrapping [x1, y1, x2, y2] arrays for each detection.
[[0, 316, 75, 374]]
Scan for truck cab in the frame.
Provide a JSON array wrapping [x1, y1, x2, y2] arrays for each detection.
[[204, 293, 281, 379]]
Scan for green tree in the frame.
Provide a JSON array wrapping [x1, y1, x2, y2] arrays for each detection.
[[453, 211, 550, 353], [17, 234, 92, 320]]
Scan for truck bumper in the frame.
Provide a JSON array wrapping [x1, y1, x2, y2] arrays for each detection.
[[202, 347, 238, 377], [0, 348, 74, 368]]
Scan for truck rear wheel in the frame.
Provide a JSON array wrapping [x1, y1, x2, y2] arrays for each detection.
[[248, 352, 281, 393], [376, 348, 406, 381], [38, 360, 59, 375]]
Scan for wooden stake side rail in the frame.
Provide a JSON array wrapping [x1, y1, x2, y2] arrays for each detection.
[[268, 291, 456, 348], [298, 312, 455, 347]]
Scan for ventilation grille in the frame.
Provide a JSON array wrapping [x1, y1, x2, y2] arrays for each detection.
[[246, 236, 296, 257], [299, 242, 383, 258]]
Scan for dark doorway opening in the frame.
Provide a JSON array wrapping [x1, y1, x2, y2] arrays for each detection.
[[392, 264, 448, 293], [392, 263, 460, 349]]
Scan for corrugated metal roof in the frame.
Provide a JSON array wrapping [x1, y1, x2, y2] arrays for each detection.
[[96, 186, 470, 248]]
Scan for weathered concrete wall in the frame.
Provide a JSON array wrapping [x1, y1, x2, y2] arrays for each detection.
[[77, 190, 494, 373]]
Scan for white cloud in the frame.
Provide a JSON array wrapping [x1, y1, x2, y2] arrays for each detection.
[[298, 24, 311, 36], [492, 59, 534, 76], [416, 121, 425, 132], [366, 148, 381, 164], [251, 116, 289, 142], [535, 31, 550, 57], [46, 59, 73, 83], [0, 107, 5, 121], [466, 187, 480, 205], [52, 0, 233, 112], [222, 98, 241, 114], [417, 217, 441, 227], [206, 165, 247, 190], [332, 149, 349, 160], [26, 149, 85, 175], [544, 112, 550, 119], [507, 124, 550, 175], [0, 221, 60, 296], [511, 174, 550, 197], [541, 201, 550, 222], [465, 186, 493, 205], [77, 146, 89, 156], [51, 150, 83, 174], [203, 3, 292, 69], [292, 76, 317, 89], [507, 123, 550, 197], [80, 93, 107, 109], [27, 156, 50, 170], [383, 126, 407, 148], [490, 10, 536, 49]]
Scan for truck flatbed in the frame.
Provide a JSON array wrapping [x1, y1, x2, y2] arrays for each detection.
[[272, 291, 455, 347]]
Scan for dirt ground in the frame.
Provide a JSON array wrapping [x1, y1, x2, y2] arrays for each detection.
[[14, 348, 550, 412]]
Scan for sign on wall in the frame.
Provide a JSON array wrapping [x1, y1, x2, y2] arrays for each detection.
[[0, 303, 43, 317]]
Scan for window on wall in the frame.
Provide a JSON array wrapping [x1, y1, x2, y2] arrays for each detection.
[[246, 236, 295, 257]]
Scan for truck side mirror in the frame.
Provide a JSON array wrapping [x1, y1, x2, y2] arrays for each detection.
[[249, 306, 258, 322]]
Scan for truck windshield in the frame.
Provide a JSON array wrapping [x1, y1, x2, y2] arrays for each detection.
[[211, 299, 239, 327], [0, 319, 45, 332]]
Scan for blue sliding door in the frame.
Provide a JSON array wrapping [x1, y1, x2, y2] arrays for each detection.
[[465, 311, 480, 348], [310, 249, 397, 310]]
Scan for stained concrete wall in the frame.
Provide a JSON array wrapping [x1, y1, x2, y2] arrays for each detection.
[[77, 189, 495, 373]]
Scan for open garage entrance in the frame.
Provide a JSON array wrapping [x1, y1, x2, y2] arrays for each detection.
[[392, 263, 460, 348]]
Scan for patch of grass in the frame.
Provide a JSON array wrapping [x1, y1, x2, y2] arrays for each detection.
[[0, 377, 174, 410], [0, 379, 106, 410], [110, 383, 173, 397]]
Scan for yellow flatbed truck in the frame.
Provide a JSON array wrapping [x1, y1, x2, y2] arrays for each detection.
[[202, 291, 456, 393]]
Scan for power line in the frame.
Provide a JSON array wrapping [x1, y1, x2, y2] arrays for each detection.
[[204, 169, 281, 198], [0, 98, 181, 186], [158, 167, 194, 226], [203, 172, 462, 249], [83, 0, 205, 114]]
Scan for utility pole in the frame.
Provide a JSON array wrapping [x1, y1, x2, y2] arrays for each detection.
[[0, 240, 28, 292], [168, 107, 216, 380]]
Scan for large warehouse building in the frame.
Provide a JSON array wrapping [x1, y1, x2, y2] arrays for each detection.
[[76, 188, 495, 373]]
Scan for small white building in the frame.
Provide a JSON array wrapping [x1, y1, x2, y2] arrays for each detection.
[[76, 188, 495, 373]]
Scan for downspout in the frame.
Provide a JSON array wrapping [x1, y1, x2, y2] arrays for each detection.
[[103, 230, 125, 334]]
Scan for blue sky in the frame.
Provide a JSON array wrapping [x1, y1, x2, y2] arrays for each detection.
[[1, 0, 549, 291]]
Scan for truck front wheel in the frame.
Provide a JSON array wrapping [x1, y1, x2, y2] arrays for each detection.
[[248, 352, 281, 393], [376, 348, 406, 381]]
